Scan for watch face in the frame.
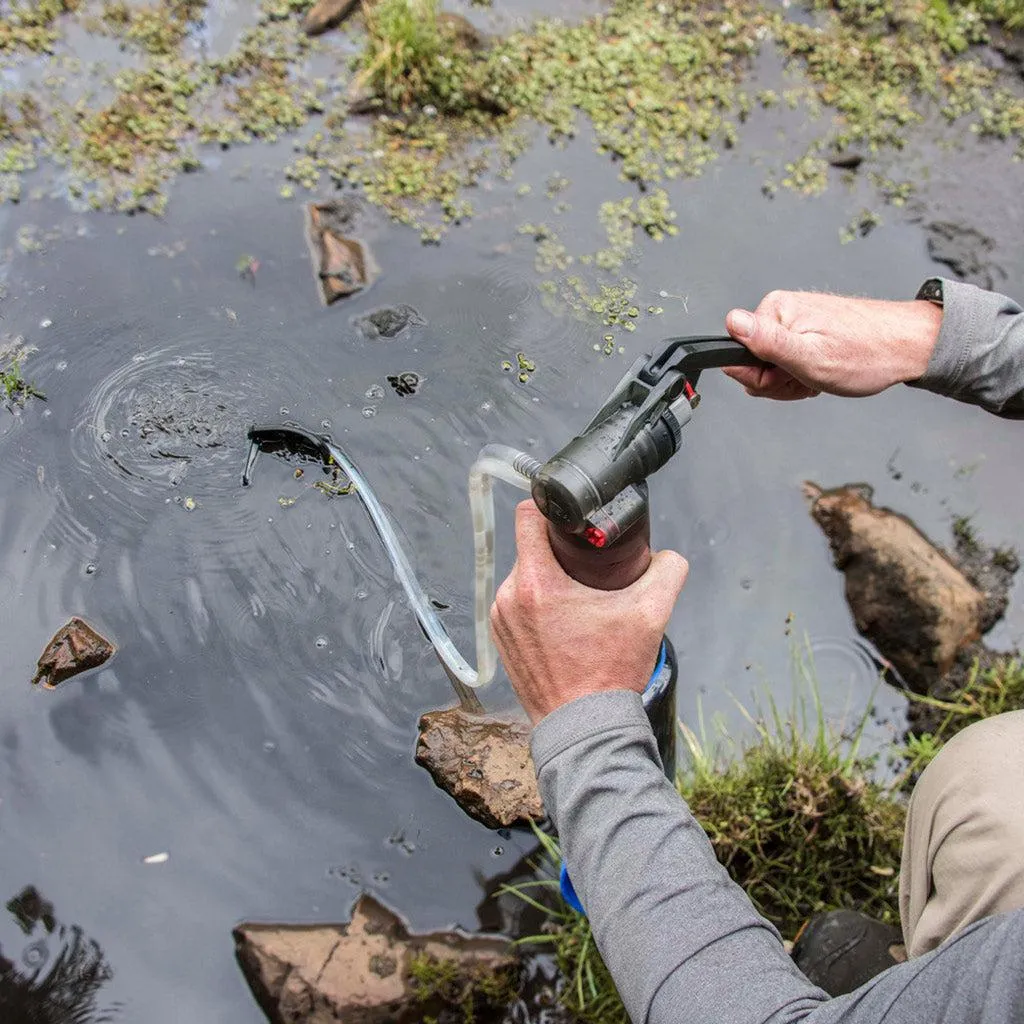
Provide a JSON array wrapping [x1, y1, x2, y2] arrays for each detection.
[[917, 279, 944, 306]]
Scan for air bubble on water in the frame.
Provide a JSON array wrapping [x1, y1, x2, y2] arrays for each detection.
[[362, 405, 377, 418], [321, 419, 332, 430], [22, 941, 47, 968], [54, 359, 66, 370], [263, 740, 277, 752], [101, 431, 111, 443], [120, 428, 130, 438], [315, 636, 328, 649], [659, 289, 669, 297], [85, 563, 97, 575], [365, 384, 385, 400], [491, 846, 504, 857], [347, 542, 355, 551], [279, 407, 290, 416], [356, 590, 368, 600]]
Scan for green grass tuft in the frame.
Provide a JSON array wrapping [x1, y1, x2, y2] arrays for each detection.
[[902, 655, 1024, 774]]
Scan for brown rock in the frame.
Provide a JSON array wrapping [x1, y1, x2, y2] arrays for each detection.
[[437, 12, 487, 51], [415, 707, 544, 829], [302, 0, 360, 36], [234, 893, 519, 1024], [305, 203, 374, 306], [805, 482, 985, 693], [32, 617, 115, 688]]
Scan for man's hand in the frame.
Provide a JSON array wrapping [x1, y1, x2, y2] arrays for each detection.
[[490, 501, 689, 726], [723, 290, 943, 400]]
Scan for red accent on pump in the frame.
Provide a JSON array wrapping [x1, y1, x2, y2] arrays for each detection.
[[584, 526, 607, 548], [683, 379, 697, 402]]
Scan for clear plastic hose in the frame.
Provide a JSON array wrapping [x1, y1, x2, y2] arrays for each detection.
[[319, 437, 539, 689]]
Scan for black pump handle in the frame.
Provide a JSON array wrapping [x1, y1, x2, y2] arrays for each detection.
[[638, 335, 769, 389]]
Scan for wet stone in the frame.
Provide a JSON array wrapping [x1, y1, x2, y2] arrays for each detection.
[[32, 617, 115, 689], [233, 893, 519, 1024], [351, 305, 427, 341], [302, 0, 361, 36], [306, 203, 374, 306], [804, 482, 985, 694], [415, 707, 544, 830]]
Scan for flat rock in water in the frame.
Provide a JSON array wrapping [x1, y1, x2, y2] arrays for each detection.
[[234, 893, 519, 1024], [415, 707, 543, 830], [351, 304, 426, 340], [32, 617, 115, 688], [306, 203, 374, 306], [302, 0, 360, 36], [805, 483, 985, 693]]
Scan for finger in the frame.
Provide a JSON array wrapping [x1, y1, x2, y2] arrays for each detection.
[[723, 364, 784, 390], [512, 500, 563, 576], [726, 306, 798, 367], [746, 376, 820, 401]]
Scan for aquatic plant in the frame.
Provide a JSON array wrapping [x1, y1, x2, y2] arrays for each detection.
[[0, 340, 44, 409], [356, 0, 444, 110]]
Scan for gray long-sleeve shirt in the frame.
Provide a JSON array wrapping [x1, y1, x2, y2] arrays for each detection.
[[910, 277, 1024, 418], [530, 280, 1024, 1023]]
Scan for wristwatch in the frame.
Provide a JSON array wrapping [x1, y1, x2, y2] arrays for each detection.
[[916, 278, 944, 307]]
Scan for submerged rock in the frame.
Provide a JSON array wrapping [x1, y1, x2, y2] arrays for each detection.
[[827, 150, 864, 170], [804, 483, 985, 693], [351, 305, 426, 340], [925, 221, 1005, 290], [415, 707, 543, 830], [302, 0, 360, 36], [234, 893, 519, 1024], [306, 203, 374, 306], [32, 618, 115, 689]]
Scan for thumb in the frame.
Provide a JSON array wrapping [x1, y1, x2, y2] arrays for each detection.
[[727, 308, 796, 366], [634, 549, 689, 608]]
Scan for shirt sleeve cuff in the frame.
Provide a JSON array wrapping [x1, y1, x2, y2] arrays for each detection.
[[910, 276, 979, 395]]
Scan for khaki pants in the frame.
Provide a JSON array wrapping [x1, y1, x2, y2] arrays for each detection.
[[900, 710, 1024, 958]]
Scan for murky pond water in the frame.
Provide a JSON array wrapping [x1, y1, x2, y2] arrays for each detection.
[[1, 14, 1022, 1022]]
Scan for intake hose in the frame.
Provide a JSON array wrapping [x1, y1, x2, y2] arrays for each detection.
[[244, 425, 540, 690]]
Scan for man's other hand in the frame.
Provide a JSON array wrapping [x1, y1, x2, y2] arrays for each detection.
[[724, 290, 942, 400], [490, 501, 689, 726]]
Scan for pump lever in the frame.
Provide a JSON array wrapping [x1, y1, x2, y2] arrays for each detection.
[[639, 335, 768, 388]]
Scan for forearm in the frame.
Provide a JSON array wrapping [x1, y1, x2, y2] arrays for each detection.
[[532, 692, 829, 1024], [909, 278, 1024, 418]]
